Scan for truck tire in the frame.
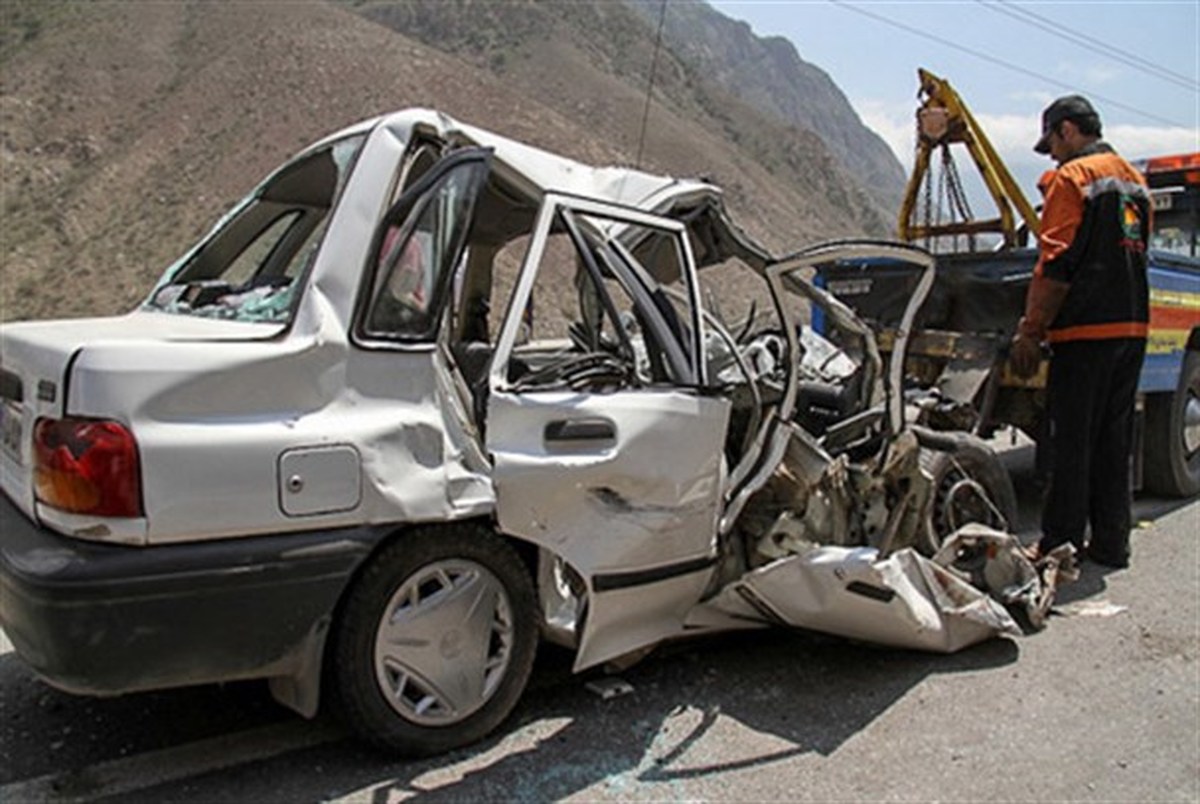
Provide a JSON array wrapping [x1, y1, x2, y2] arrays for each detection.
[[328, 524, 537, 756], [1143, 349, 1200, 498], [919, 436, 1019, 554]]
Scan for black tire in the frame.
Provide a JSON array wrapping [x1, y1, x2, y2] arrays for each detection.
[[1143, 349, 1200, 497], [328, 523, 537, 756], [919, 435, 1019, 554]]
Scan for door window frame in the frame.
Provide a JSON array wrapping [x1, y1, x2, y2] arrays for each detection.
[[352, 147, 493, 347], [488, 193, 708, 393]]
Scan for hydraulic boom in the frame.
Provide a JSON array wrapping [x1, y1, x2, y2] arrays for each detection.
[[898, 68, 1041, 249]]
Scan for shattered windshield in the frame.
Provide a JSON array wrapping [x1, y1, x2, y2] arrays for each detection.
[[143, 135, 365, 323]]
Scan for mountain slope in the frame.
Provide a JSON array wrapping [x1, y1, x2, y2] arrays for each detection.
[[352, 0, 895, 231], [624, 0, 907, 214], [1, 0, 896, 323]]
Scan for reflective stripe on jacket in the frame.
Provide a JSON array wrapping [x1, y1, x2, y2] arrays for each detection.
[[1035, 143, 1151, 343]]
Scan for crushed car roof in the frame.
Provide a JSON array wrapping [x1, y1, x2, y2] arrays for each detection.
[[314, 107, 773, 270]]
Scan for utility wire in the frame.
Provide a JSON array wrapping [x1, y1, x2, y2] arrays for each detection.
[[980, 0, 1198, 92], [635, 0, 669, 170], [829, 0, 1190, 129]]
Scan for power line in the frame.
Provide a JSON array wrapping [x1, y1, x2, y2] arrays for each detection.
[[828, 0, 1191, 129], [981, 0, 1199, 92], [635, 0, 669, 170]]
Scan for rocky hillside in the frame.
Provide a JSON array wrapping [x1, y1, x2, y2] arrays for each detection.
[[352, 0, 899, 226], [0, 0, 903, 323], [623, 0, 907, 214]]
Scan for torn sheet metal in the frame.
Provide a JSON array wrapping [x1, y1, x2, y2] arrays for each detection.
[[708, 523, 1077, 653], [488, 389, 730, 671], [932, 524, 1077, 630], [709, 543, 1023, 653]]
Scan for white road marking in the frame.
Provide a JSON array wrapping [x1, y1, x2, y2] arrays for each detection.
[[0, 720, 343, 803], [0, 626, 13, 656]]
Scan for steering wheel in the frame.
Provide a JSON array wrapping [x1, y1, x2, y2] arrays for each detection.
[[511, 351, 634, 392]]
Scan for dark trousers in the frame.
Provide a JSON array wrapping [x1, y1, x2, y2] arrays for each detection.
[[1040, 338, 1146, 560]]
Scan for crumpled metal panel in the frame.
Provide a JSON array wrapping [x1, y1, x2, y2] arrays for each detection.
[[710, 543, 1022, 653], [489, 391, 729, 573], [574, 571, 717, 672], [932, 524, 1078, 631], [489, 389, 731, 669]]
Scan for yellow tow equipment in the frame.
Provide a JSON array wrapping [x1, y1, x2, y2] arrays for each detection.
[[898, 68, 1041, 250]]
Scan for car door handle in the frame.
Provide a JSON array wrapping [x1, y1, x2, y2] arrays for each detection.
[[544, 418, 616, 444]]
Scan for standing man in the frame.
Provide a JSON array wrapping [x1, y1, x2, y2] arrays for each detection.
[[1010, 95, 1152, 569]]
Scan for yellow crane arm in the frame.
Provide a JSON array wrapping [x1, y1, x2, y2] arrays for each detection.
[[898, 68, 1041, 248]]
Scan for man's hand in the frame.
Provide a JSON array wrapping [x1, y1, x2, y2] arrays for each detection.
[[1009, 332, 1043, 378]]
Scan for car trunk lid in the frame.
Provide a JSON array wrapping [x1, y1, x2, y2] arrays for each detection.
[[0, 311, 285, 515]]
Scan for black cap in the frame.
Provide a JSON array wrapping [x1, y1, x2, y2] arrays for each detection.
[[1034, 95, 1100, 154]]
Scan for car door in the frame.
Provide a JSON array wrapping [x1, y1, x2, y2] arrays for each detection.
[[484, 194, 732, 670]]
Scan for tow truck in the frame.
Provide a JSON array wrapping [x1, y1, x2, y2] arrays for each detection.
[[815, 69, 1200, 501]]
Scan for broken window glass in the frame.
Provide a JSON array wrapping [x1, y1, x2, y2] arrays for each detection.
[[363, 156, 489, 341], [144, 134, 364, 324]]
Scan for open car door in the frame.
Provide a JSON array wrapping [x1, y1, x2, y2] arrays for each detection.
[[485, 195, 732, 670]]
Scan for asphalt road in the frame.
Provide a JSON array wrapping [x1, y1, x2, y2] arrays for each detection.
[[2, 444, 1197, 803]]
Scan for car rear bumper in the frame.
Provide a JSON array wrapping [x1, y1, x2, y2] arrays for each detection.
[[0, 491, 387, 696]]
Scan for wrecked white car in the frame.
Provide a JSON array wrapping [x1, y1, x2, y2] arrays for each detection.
[[0, 109, 1065, 756]]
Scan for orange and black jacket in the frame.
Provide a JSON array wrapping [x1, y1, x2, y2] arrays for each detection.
[[1030, 143, 1152, 343]]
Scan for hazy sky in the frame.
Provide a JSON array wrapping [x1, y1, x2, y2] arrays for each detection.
[[708, 0, 1198, 204]]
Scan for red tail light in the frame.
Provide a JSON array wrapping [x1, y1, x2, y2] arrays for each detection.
[[33, 417, 142, 517]]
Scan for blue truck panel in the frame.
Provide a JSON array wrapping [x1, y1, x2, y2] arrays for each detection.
[[813, 249, 1199, 394]]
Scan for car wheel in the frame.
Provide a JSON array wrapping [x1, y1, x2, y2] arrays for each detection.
[[1143, 349, 1200, 498], [919, 435, 1018, 554], [329, 523, 537, 756]]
